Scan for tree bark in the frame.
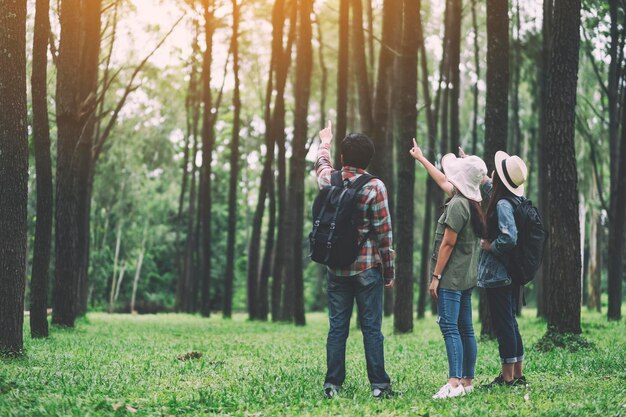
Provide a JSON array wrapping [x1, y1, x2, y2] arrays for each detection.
[[509, 0, 522, 156], [0, 0, 28, 354], [372, 0, 400, 317], [416, 0, 437, 320], [545, 0, 582, 334], [273, 1, 296, 322], [351, 0, 372, 134], [470, 0, 480, 154], [536, 0, 553, 319], [130, 228, 147, 314], [30, 0, 53, 339], [286, 0, 313, 326], [76, 0, 103, 317], [607, 0, 625, 321], [335, 0, 350, 166], [587, 191, 601, 312], [200, 0, 216, 317], [608, 80, 626, 320], [53, 0, 83, 327], [447, 0, 461, 152], [393, 0, 418, 334], [224, 0, 241, 319], [481, 0, 509, 338]]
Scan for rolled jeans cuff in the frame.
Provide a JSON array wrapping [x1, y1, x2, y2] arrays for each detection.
[[324, 383, 342, 391], [500, 354, 524, 364], [371, 382, 391, 390]]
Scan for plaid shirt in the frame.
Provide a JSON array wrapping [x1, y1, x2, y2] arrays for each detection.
[[314, 143, 396, 281]]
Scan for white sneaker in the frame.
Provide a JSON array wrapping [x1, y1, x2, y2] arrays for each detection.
[[432, 383, 465, 399], [463, 385, 474, 394]]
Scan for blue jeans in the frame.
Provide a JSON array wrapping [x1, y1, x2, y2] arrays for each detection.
[[437, 288, 477, 379], [325, 267, 391, 389], [486, 284, 524, 364]]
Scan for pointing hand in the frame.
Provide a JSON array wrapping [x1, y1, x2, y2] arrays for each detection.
[[320, 120, 333, 145], [409, 138, 423, 160]]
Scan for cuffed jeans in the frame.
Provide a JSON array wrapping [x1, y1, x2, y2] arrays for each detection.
[[325, 267, 391, 390], [486, 284, 524, 364], [437, 288, 477, 379]]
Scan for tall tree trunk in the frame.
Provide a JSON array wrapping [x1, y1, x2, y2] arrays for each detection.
[[447, 0, 461, 152], [509, 0, 522, 156], [108, 221, 123, 314], [76, 0, 103, 317], [536, 0, 553, 319], [53, 0, 83, 327], [372, 0, 400, 317], [0, 0, 28, 355], [545, 0, 582, 334], [335, 0, 350, 166], [393, 0, 418, 334], [287, 0, 313, 326], [130, 228, 147, 314], [200, 0, 215, 317], [480, 0, 509, 338], [224, 0, 241, 319], [351, 0, 372, 134], [183, 119, 200, 313], [30, 0, 53, 339], [484, 0, 509, 170], [416, 0, 437, 320], [259, 1, 295, 320], [587, 184, 601, 312], [176, 23, 200, 295], [607, 0, 625, 321], [608, 82, 626, 320], [471, 0, 480, 154], [275, 1, 297, 322]]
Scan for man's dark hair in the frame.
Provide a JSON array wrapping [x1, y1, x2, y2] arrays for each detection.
[[340, 133, 375, 169]]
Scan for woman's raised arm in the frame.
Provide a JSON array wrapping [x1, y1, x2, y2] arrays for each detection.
[[409, 138, 454, 197]]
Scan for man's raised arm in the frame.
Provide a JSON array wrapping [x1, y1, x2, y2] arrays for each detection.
[[315, 120, 334, 188]]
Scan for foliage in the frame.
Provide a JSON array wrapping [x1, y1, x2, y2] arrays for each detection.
[[1, 310, 624, 416]]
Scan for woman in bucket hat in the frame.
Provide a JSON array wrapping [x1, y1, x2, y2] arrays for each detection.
[[410, 140, 487, 399], [478, 151, 529, 388]]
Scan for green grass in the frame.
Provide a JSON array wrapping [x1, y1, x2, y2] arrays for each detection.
[[1, 310, 624, 416]]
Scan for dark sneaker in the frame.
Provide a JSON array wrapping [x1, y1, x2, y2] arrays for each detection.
[[511, 375, 527, 387], [481, 374, 514, 389], [323, 385, 341, 399], [372, 387, 399, 399]]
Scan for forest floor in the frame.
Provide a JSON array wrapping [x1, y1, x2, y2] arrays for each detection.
[[1, 309, 624, 416]]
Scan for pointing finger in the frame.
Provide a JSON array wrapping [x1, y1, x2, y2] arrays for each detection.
[[413, 138, 417, 148]]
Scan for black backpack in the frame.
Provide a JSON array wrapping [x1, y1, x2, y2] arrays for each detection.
[[503, 196, 548, 286], [309, 171, 376, 268]]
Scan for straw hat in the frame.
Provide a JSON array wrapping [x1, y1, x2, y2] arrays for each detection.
[[494, 151, 528, 197], [441, 153, 488, 202]]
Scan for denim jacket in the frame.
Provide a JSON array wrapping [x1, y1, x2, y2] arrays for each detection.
[[477, 181, 520, 288]]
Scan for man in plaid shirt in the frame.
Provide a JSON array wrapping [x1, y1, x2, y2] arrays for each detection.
[[316, 121, 396, 399]]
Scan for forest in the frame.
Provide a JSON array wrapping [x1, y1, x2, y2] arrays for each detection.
[[0, 0, 625, 415]]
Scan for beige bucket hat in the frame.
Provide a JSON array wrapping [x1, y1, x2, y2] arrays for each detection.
[[494, 151, 528, 197], [441, 153, 488, 202]]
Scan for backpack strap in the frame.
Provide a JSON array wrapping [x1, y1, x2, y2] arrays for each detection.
[[348, 173, 377, 191], [502, 195, 523, 211], [324, 188, 350, 263], [331, 170, 344, 187]]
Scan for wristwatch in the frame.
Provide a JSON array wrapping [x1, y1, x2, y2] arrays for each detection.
[[432, 273, 442, 281]]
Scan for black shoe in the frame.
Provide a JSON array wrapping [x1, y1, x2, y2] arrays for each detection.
[[372, 387, 399, 399], [481, 374, 514, 389], [511, 375, 527, 387], [323, 385, 341, 399]]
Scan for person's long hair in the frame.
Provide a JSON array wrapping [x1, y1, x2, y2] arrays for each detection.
[[444, 190, 487, 238], [486, 171, 515, 239]]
